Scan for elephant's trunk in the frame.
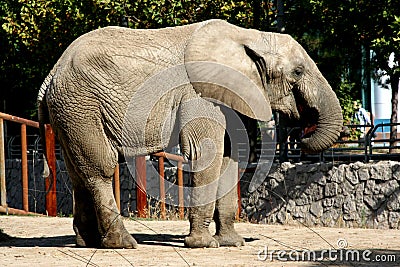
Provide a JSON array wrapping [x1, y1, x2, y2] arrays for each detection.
[[299, 82, 343, 152]]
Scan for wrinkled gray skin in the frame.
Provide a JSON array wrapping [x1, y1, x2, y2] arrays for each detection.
[[37, 20, 342, 249]]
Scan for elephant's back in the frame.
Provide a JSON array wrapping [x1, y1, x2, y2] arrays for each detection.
[[50, 23, 200, 99]]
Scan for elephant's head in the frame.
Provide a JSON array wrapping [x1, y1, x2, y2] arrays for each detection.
[[185, 20, 342, 152]]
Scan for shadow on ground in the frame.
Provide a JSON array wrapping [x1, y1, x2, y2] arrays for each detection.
[[0, 235, 76, 247], [0, 232, 259, 248]]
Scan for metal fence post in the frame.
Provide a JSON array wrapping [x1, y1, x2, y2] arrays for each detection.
[[236, 168, 241, 221], [0, 118, 6, 207], [177, 160, 184, 219], [113, 164, 120, 212], [21, 123, 28, 212], [135, 156, 147, 218], [158, 156, 166, 219], [45, 124, 57, 216]]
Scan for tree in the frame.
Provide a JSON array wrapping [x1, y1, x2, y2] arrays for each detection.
[[284, 0, 399, 145], [371, 13, 400, 151], [283, 0, 365, 124], [0, 0, 127, 119]]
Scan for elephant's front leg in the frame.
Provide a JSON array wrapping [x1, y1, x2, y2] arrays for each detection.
[[181, 116, 225, 248], [185, 165, 222, 248], [213, 157, 245, 247]]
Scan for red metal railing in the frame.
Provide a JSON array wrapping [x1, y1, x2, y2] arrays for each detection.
[[0, 112, 56, 216], [0, 112, 242, 219], [152, 152, 186, 219]]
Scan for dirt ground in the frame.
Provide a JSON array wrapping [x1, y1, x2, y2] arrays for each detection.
[[0, 215, 399, 267]]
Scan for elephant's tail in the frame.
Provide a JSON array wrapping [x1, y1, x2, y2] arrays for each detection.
[[37, 71, 54, 178], [37, 70, 54, 125]]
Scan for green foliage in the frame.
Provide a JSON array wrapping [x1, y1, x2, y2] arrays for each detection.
[[0, 0, 127, 118], [336, 80, 356, 124], [123, 0, 277, 30], [371, 13, 400, 78]]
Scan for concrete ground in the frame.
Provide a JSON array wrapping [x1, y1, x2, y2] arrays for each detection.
[[0, 215, 399, 266]]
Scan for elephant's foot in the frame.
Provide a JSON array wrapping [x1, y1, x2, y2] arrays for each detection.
[[101, 228, 138, 249], [213, 231, 245, 247], [73, 222, 102, 248], [75, 232, 97, 248], [184, 232, 219, 248]]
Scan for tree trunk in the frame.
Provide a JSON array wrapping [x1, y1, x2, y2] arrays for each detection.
[[389, 73, 400, 153], [253, 0, 261, 29], [276, 0, 285, 32]]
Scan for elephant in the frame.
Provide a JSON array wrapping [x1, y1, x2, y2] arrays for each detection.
[[37, 19, 343, 249]]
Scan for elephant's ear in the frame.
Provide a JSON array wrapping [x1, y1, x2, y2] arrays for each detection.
[[184, 20, 272, 122]]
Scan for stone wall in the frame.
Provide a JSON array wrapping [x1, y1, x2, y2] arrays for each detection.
[[240, 161, 400, 229]]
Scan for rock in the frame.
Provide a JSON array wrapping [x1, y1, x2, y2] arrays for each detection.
[[364, 180, 376, 195], [304, 182, 323, 200], [286, 199, 296, 212], [307, 164, 319, 173], [331, 165, 345, 183], [280, 161, 294, 172], [379, 180, 399, 196], [295, 193, 312, 205], [294, 173, 308, 185], [304, 212, 318, 225], [321, 209, 340, 227], [351, 161, 364, 170], [334, 195, 345, 208], [387, 191, 400, 211], [364, 194, 385, 210], [375, 209, 389, 229], [358, 167, 370, 181], [370, 163, 391, 181], [310, 201, 323, 218], [323, 197, 334, 207], [324, 182, 338, 197], [388, 211, 400, 229], [343, 196, 358, 220], [295, 162, 308, 173], [345, 166, 359, 185], [393, 163, 400, 181], [268, 178, 279, 189], [320, 162, 333, 172], [311, 172, 326, 186], [354, 184, 364, 203], [342, 180, 355, 196], [245, 205, 256, 217], [291, 205, 309, 218], [276, 210, 288, 224], [268, 170, 285, 182]]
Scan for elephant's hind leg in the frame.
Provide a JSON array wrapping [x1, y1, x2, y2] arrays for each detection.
[[63, 154, 101, 247], [59, 122, 137, 249], [213, 157, 245, 247], [86, 174, 137, 249]]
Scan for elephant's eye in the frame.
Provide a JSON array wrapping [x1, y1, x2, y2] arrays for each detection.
[[293, 66, 304, 79]]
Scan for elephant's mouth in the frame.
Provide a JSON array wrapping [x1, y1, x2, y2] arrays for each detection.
[[297, 104, 318, 139], [293, 87, 343, 153]]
